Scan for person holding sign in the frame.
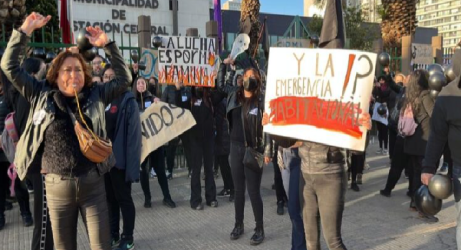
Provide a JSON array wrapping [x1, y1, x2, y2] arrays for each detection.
[[134, 77, 177, 210], [218, 58, 272, 246], [1, 13, 132, 249]]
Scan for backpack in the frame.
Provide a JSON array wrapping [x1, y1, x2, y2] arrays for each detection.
[[1, 112, 19, 197], [398, 105, 417, 137], [1, 112, 19, 163]]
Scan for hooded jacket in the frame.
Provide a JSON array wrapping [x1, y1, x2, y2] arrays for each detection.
[[0, 30, 131, 180], [106, 91, 141, 182]]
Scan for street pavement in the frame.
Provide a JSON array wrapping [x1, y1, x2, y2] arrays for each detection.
[[0, 141, 458, 250]]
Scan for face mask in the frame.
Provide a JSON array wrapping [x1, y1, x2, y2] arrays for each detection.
[[195, 87, 204, 98], [243, 77, 258, 91]]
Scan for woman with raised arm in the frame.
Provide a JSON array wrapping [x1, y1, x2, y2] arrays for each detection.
[[1, 13, 132, 250]]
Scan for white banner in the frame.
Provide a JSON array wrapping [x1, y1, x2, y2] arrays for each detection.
[[264, 48, 377, 151], [140, 101, 196, 163], [157, 36, 218, 87]]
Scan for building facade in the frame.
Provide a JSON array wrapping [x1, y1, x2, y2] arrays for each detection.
[[360, 0, 382, 23], [416, 0, 461, 48], [222, 0, 242, 11]]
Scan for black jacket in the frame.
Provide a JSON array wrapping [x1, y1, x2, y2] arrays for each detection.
[[0, 95, 10, 162], [404, 90, 435, 156], [423, 76, 461, 173], [161, 85, 191, 110], [217, 63, 272, 157], [212, 93, 230, 156]]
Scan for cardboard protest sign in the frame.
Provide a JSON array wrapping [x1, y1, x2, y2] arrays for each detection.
[[157, 36, 218, 87], [139, 48, 159, 79], [412, 43, 433, 65], [140, 101, 196, 163], [264, 48, 377, 151]]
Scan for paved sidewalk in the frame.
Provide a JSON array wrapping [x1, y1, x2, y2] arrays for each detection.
[[0, 142, 458, 250]]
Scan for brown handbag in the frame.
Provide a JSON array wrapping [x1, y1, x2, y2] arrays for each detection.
[[66, 90, 112, 163]]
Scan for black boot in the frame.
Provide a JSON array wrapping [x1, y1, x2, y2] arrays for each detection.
[[230, 222, 244, 240], [22, 214, 33, 227], [0, 214, 5, 230], [250, 226, 265, 245], [277, 200, 285, 215], [350, 182, 360, 192]]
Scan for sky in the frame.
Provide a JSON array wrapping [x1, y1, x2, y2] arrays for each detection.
[[220, 0, 305, 16]]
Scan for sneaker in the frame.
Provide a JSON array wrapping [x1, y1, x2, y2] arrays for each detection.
[[192, 203, 204, 210], [439, 163, 449, 173], [418, 213, 439, 223], [376, 149, 383, 154], [22, 214, 33, 227], [166, 171, 173, 180], [188, 171, 192, 179], [150, 169, 157, 178], [380, 189, 391, 197], [364, 163, 371, 170], [163, 198, 176, 208], [357, 174, 363, 184], [217, 189, 231, 197], [382, 149, 388, 155], [116, 235, 134, 250], [207, 200, 219, 208], [350, 183, 360, 192], [0, 214, 5, 230], [229, 192, 235, 202], [111, 235, 120, 249], [4, 201, 12, 211]]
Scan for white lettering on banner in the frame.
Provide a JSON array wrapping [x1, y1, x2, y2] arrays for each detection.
[[264, 48, 377, 151], [158, 36, 219, 87], [140, 101, 196, 163]]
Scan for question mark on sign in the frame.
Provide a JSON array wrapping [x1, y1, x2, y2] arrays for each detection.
[[350, 54, 373, 97]]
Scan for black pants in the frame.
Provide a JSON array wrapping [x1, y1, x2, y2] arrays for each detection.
[[350, 153, 365, 183], [302, 171, 347, 250], [388, 128, 397, 159], [15, 175, 32, 216], [383, 136, 411, 193], [230, 142, 263, 227], [190, 136, 216, 207], [0, 161, 9, 215], [29, 172, 54, 250], [409, 155, 424, 206], [216, 155, 234, 191], [166, 132, 193, 173], [105, 168, 135, 239], [140, 147, 171, 201], [376, 122, 388, 149], [273, 148, 287, 203]]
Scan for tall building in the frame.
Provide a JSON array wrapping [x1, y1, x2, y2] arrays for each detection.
[[222, 0, 242, 11], [416, 0, 461, 48], [360, 0, 382, 23]]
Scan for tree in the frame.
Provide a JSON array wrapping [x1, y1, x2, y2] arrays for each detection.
[[240, 0, 261, 58], [26, 0, 60, 43], [307, 14, 323, 36], [381, 0, 417, 51], [344, 6, 379, 51], [0, 0, 27, 42]]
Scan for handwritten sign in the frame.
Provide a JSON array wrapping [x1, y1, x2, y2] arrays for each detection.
[[412, 43, 433, 65], [139, 48, 159, 79], [264, 48, 377, 151], [140, 101, 196, 162], [157, 36, 218, 87]]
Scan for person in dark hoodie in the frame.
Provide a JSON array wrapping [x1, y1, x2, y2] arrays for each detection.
[[102, 66, 141, 250], [134, 77, 176, 209], [189, 86, 218, 210]]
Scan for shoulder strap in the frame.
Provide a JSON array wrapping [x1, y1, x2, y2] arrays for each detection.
[[240, 106, 248, 148], [67, 90, 100, 142]]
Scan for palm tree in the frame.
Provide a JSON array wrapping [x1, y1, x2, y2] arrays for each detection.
[[240, 0, 261, 58], [380, 0, 418, 51], [0, 0, 27, 42]]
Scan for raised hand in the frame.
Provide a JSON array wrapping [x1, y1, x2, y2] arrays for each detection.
[[85, 26, 109, 48], [20, 12, 52, 36]]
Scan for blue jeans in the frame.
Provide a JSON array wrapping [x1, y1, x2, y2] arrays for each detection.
[[283, 148, 307, 250], [453, 166, 461, 250]]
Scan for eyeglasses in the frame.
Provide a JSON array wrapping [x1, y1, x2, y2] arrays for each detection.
[[103, 74, 116, 81]]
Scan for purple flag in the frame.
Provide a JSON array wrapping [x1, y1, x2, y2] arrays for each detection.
[[214, 0, 223, 53]]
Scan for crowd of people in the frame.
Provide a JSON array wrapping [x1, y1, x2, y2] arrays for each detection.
[[0, 12, 460, 250]]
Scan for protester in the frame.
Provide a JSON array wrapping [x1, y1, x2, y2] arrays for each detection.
[[0, 75, 11, 231], [422, 46, 460, 249], [218, 58, 272, 246], [272, 142, 288, 215], [400, 69, 437, 222], [92, 54, 105, 76], [134, 77, 176, 209], [0, 68, 34, 229], [211, 89, 234, 202], [1, 13, 132, 249], [92, 73, 102, 84], [102, 66, 141, 250], [348, 150, 366, 192], [161, 82, 193, 179], [372, 75, 395, 156]]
